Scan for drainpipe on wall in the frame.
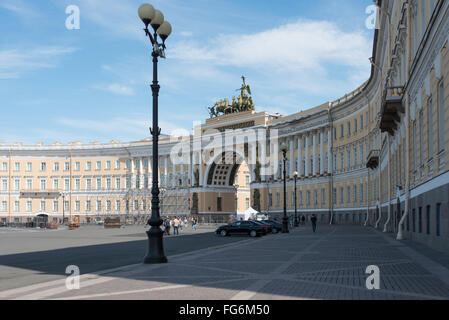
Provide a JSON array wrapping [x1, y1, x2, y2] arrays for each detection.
[[383, 134, 392, 232], [397, 1, 412, 240]]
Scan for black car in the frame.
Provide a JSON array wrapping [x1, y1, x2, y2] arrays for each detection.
[[252, 220, 273, 234], [216, 221, 267, 237], [264, 220, 283, 233]]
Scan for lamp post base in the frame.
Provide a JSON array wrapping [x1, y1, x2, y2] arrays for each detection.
[[282, 216, 289, 233], [144, 227, 168, 264]]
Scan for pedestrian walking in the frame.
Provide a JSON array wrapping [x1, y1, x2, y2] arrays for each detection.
[[289, 215, 294, 228], [164, 217, 171, 235], [180, 218, 183, 231], [192, 218, 197, 231], [173, 217, 180, 235], [311, 214, 317, 233], [301, 215, 305, 225]]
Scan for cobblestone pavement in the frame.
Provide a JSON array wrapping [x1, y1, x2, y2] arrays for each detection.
[[2, 226, 449, 300]]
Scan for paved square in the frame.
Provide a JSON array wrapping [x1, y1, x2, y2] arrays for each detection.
[[1, 226, 449, 300]]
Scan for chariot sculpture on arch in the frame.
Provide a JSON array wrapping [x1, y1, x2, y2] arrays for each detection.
[[208, 76, 255, 118]]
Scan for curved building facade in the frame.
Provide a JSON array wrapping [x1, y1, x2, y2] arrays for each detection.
[[1, 0, 448, 251]]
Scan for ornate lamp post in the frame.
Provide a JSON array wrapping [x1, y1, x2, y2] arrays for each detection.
[[280, 143, 289, 233], [138, 3, 172, 264], [293, 171, 299, 227]]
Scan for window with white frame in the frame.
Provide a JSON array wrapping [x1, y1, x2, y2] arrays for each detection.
[[115, 160, 121, 170], [64, 178, 70, 191], [1, 179, 7, 191], [106, 161, 111, 170], [75, 162, 80, 171], [14, 179, 20, 191], [96, 200, 101, 212], [96, 161, 101, 170], [53, 162, 59, 171], [75, 201, 80, 212], [14, 162, 20, 171], [86, 200, 91, 212], [26, 201, 32, 212], [1, 201, 7, 212], [26, 162, 32, 172], [2, 162, 7, 171], [64, 201, 69, 212], [75, 179, 80, 191], [14, 201, 19, 212], [64, 162, 70, 171], [106, 177, 111, 190], [106, 200, 111, 212], [40, 200, 46, 212], [26, 179, 32, 190], [116, 177, 121, 190], [438, 80, 445, 152], [53, 201, 58, 212], [86, 162, 92, 171], [40, 179, 47, 190], [86, 178, 92, 191], [41, 162, 47, 172], [116, 200, 121, 212], [53, 179, 59, 190], [96, 178, 101, 190]]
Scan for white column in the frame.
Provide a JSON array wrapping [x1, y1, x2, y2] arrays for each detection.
[[199, 151, 203, 186], [312, 132, 317, 175], [320, 129, 325, 175], [298, 135, 302, 176], [289, 137, 294, 178], [188, 152, 192, 187], [305, 133, 309, 176], [131, 157, 136, 189], [164, 156, 168, 187], [328, 129, 332, 174], [172, 159, 176, 187], [139, 157, 144, 190]]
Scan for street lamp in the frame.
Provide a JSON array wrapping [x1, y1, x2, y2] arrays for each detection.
[[280, 143, 289, 233], [293, 171, 299, 227], [139, 3, 172, 264]]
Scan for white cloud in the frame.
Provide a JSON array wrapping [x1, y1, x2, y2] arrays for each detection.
[[0, 46, 77, 79], [171, 19, 370, 70], [104, 83, 135, 96]]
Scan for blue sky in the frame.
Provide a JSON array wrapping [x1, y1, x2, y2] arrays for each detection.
[[0, 0, 375, 145]]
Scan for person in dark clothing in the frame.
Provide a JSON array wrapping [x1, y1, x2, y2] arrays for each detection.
[[164, 218, 171, 235], [301, 215, 306, 225], [311, 214, 317, 233]]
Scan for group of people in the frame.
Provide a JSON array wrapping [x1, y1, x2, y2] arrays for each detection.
[[286, 214, 318, 233], [163, 216, 198, 236]]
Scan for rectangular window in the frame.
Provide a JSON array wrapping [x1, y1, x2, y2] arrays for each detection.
[[96, 178, 102, 190], [125, 160, 130, 170], [143, 159, 149, 169], [14, 162, 20, 171], [41, 162, 47, 172], [75, 179, 80, 191], [64, 201, 69, 212], [75, 201, 80, 212], [86, 179, 92, 191], [426, 205, 431, 235], [86, 201, 91, 212], [26, 179, 32, 190], [412, 209, 416, 232], [340, 187, 344, 204], [106, 178, 111, 190], [116, 160, 121, 170], [14, 179, 20, 191], [96, 161, 101, 170], [96, 200, 101, 212], [54, 162, 59, 171], [347, 186, 351, 204], [40, 201, 46, 212], [53, 179, 59, 190], [2, 162, 7, 171], [64, 162, 70, 171], [64, 178, 70, 191], [347, 122, 351, 136], [106, 200, 111, 212], [106, 161, 111, 170], [419, 207, 422, 233], [116, 177, 121, 190], [86, 162, 92, 171], [134, 200, 139, 211], [340, 125, 344, 138], [14, 201, 19, 212], [360, 115, 364, 130], [217, 197, 223, 212], [321, 188, 325, 205], [306, 191, 311, 206], [436, 203, 441, 236], [299, 191, 303, 206], [75, 162, 80, 171], [1, 201, 7, 212], [40, 179, 47, 190], [53, 201, 58, 212], [26, 201, 32, 212], [116, 200, 121, 212]]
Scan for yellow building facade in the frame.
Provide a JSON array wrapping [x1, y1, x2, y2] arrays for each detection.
[[0, 0, 448, 250]]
